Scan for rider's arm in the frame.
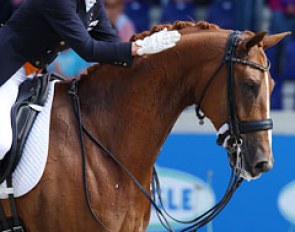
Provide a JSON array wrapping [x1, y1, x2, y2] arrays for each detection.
[[39, 0, 133, 67]]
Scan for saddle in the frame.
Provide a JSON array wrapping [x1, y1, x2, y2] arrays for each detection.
[[0, 72, 63, 232], [0, 73, 63, 184]]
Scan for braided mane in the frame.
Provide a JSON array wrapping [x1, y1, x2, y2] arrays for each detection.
[[84, 21, 221, 76], [130, 20, 221, 41]]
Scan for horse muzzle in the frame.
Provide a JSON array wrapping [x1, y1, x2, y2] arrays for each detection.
[[217, 122, 274, 181], [239, 134, 274, 179]]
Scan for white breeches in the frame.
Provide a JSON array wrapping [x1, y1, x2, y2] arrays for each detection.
[[0, 67, 29, 159]]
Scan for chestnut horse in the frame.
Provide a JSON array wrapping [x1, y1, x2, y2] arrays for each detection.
[[2, 21, 289, 231]]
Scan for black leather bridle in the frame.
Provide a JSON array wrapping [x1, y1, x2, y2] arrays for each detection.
[[195, 31, 273, 155]]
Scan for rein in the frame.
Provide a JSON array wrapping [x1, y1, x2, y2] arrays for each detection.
[[68, 31, 273, 232], [68, 81, 174, 232], [69, 80, 242, 232]]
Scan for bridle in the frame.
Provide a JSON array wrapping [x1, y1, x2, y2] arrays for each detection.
[[195, 31, 273, 156], [68, 31, 274, 232]]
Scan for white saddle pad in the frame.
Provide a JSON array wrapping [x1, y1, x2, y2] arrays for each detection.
[[0, 80, 58, 199]]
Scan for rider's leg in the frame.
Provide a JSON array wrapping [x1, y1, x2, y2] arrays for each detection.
[[0, 67, 28, 159]]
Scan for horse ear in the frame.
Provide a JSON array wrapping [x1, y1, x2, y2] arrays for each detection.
[[238, 31, 268, 55], [245, 31, 268, 51], [263, 31, 292, 49]]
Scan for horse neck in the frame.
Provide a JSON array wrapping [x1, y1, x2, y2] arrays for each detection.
[[77, 31, 226, 179]]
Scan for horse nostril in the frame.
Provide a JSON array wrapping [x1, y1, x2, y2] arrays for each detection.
[[254, 161, 271, 174]]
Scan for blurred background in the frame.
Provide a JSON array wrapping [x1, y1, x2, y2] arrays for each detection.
[[1, 0, 295, 231], [2, 0, 295, 110]]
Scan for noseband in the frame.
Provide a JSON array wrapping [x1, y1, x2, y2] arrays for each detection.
[[195, 31, 273, 153]]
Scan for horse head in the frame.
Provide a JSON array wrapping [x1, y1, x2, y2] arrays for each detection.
[[191, 28, 290, 180], [129, 21, 291, 181]]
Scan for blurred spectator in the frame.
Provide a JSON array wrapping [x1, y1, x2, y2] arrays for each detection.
[[125, 0, 151, 32], [266, 0, 295, 78], [206, 0, 264, 31], [48, 50, 91, 78], [105, 0, 136, 42], [282, 0, 295, 16], [160, 0, 197, 24], [233, 0, 264, 32], [125, 0, 152, 3], [161, 0, 196, 4], [266, 0, 295, 110], [194, 0, 213, 5], [206, 0, 262, 31], [268, 0, 295, 36], [206, 0, 235, 29], [10, 0, 23, 10], [282, 40, 295, 79]]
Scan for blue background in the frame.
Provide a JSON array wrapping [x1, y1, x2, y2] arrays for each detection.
[[152, 134, 295, 232]]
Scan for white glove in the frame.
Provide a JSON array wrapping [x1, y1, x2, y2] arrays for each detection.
[[135, 28, 181, 56]]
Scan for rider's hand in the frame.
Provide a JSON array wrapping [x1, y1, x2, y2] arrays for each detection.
[[133, 28, 181, 56]]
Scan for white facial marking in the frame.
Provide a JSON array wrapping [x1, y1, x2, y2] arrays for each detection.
[[264, 71, 272, 147], [215, 70, 273, 181], [241, 71, 272, 181]]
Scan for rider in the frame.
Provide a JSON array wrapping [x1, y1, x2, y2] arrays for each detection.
[[0, 0, 181, 159]]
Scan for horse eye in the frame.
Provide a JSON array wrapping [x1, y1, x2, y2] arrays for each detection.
[[243, 82, 259, 96]]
